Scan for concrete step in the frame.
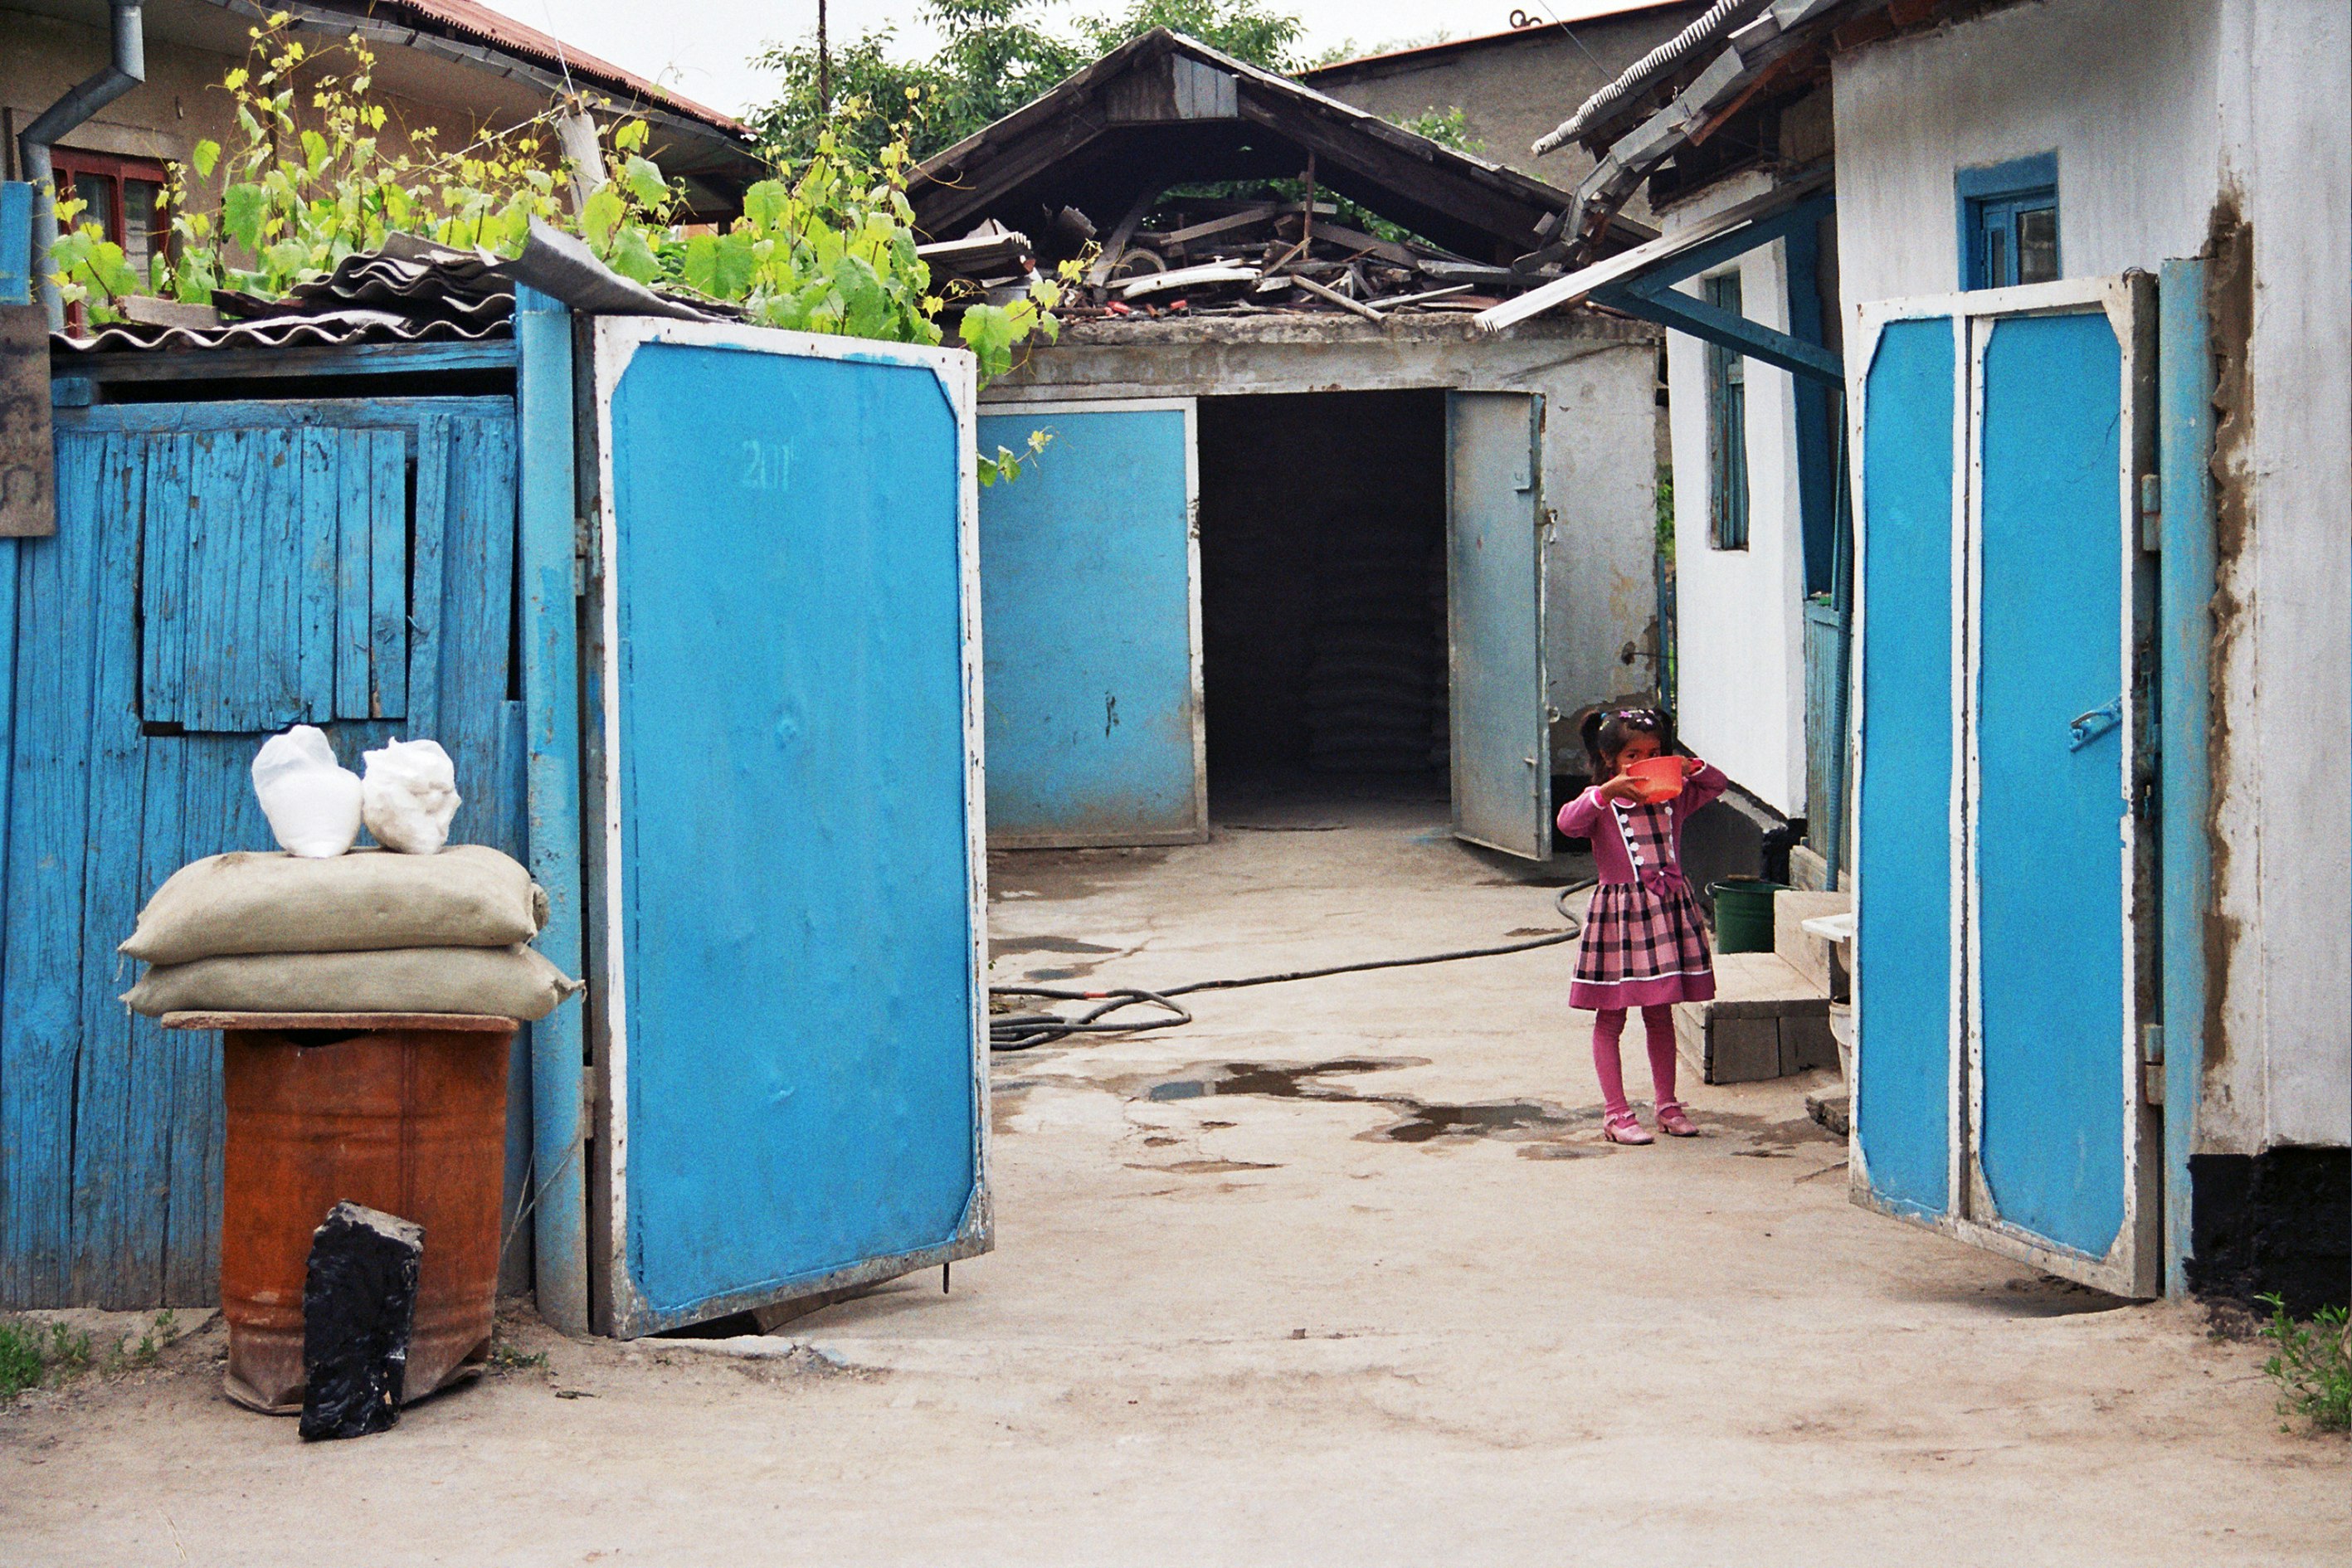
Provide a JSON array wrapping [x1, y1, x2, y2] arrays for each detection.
[[1774, 889, 1853, 995], [1673, 951, 1834, 1085]]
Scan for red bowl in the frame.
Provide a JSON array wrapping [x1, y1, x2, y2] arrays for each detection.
[[1625, 757, 1686, 803]]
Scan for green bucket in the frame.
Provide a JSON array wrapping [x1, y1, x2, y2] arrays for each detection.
[[1709, 876, 1785, 953]]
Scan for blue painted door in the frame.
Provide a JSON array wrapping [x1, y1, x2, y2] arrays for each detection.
[[1852, 280, 2158, 1297], [591, 321, 986, 1337], [1447, 391, 1551, 860], [1, 397, 527, 1308], [976, 400, 1204, 847]]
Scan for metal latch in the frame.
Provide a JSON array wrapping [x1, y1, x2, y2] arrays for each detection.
[[2138, 473, 2161, 554], [2068, 696, 2124, 751], [2140, 1024, 2165, 1106]]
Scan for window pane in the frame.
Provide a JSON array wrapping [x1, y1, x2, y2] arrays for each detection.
[[124, 181, 161, 280], [68, 172, 119, 241], [2016, 204, 2058, 285], [1984, 224, 2009, 290]]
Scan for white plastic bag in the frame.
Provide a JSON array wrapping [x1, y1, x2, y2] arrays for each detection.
[[251, 726, 363, 859], [361, 738, 461, 855]]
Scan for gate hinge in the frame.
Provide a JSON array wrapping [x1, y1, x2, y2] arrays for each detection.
[[572, 513, 596, 596], [2138, 473, 2162, 553], [2140, 1024, 2165, 1105]]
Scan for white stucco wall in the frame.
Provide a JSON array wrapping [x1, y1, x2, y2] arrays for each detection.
[[1662, 173, 1810, 817], [1831, 0, 2222, 304], [1833, 0, 2351, 1154]]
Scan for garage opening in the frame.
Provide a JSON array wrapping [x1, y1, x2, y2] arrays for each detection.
[[1196, 390, 1449, 816]]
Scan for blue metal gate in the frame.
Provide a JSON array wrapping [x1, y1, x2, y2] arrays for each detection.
[[0, 395, 525, 1307], [976, 399, 1204, 847], [1446, 391, 1552, 861], [588, 319, 987, 1337], [1850, 276, 2159, 1297]]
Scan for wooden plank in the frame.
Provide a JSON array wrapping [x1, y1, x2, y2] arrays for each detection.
[[226, 431, 269, 733], [158, 1011, 517, 1033], [514, 289, 588, 1330], [163, 742, 240, 1303], [367, 428, 407, 719], [0, 429, 105, 1305], [256, 427, 304, 727], [69, 433, 157, 1305], [179, 431, 229, 732], [1088, 187, 1161, 289], [128, 726, 187, 1304], [440, 411, 519, 852], [55, 395, 515, 435], [139, 435, 190, 728], [406, 415, 450, 743], [53, 339, 515, 387], [335, 427, 373, 719], [1151, 202, 1278, 247], [297, 426, 338, 720], [1292, 274, 1385, 321]]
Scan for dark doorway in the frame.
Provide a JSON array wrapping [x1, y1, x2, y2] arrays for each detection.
[[1196, 391, 1449, 815]]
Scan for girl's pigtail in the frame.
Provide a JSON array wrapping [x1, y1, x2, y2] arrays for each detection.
[[1580, 709, 1611, 781]]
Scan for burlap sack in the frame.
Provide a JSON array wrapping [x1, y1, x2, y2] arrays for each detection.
[[121, 846, 548, 966], [122, 944, 582, 1021]]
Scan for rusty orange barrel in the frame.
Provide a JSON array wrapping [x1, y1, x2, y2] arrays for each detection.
[[199, 1014, 514, 1414]]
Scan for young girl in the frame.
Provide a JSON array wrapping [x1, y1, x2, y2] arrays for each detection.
[[1557, 708, 1727, 1144]]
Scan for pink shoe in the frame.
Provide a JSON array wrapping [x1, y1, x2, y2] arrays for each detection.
[[1602, 1110, 1654, 1145], [1654, 1101, 1699, 1137]]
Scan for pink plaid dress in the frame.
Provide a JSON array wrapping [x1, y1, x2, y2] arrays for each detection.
[[1556, 762, 1728, 1010]]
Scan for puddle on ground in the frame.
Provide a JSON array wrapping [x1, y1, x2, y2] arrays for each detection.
[[987, 934, 1122, 961], [1124, 1057, 1609, 1152], [1126, 1157, 1283, 1175]]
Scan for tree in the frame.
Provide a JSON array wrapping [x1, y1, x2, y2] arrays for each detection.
[[747, 0, 1305, 168]]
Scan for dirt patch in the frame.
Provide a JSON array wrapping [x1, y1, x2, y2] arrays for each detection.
[[989, 846, 1174, 903], [1120, 1057, 1611, 1153]]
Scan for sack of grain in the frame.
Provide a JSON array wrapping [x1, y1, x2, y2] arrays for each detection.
[[120, 846, 547, 967], [121, 944, 582, 1021]]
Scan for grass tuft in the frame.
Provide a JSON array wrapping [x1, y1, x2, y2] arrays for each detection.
[[2258, 1293, 2351, 1434]]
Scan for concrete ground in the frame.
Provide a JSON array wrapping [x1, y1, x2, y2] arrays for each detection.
[[2, 791, 2344, 1565]]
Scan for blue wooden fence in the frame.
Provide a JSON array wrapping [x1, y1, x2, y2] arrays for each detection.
[[0, 392, 525, 1307]]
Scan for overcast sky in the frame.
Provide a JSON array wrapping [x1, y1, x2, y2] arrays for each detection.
[[529, 1, 1653, 118]]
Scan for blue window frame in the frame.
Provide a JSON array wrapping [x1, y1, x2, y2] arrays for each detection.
[[1958, 153, 2059, 290], [1704, 270, 1750, 550]]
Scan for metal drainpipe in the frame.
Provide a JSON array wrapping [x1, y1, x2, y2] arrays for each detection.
[[18, 2, 147, 330]]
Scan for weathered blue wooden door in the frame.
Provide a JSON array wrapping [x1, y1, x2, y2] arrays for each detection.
[[1447, 391, 1551, 860], [976, 399, 1205, 847], [0, 396, 526, 1308], [589, 319, 987, 1337], [1851, 277, 2159, 1297]]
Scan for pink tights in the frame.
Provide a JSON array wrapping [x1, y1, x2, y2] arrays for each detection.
[[1593, 1006, 1679, 1118]]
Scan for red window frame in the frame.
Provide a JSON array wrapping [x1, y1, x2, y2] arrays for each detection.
[[49, 147, 173, 329]]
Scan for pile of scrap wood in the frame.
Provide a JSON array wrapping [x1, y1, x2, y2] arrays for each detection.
[[920, 195, 1547, 322]]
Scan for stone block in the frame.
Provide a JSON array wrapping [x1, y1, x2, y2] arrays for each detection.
[[1773, 890, 1851, 994], [1779, 1010, 1839, 1074], [1707, 1016, 1784, 1083]]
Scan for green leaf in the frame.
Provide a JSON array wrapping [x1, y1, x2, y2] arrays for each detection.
[[581, 186, 623, 249], [621, 154, 667, 211], [607, 223, 658, 284], [192, 139, 222, 178], [300, 129, 329, 174], [679, 231, 721, 295], [742, 179, 791, 231], [710, 231, 757, 299], [222, 183, 269, 250]]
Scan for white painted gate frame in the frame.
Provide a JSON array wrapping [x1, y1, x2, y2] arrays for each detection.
[[1843, 273, 2160, 1298]]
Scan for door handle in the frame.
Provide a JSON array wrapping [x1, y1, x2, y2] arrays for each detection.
[[2067, 696, 2123, 751]]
